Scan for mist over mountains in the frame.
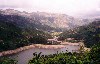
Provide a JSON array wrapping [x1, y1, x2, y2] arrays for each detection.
[[0, 9, 94, 32]]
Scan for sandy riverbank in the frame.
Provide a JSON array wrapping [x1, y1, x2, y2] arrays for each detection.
[[60, 42, 80, 46], [0, 42, 90, 57], [0, 44, 66, 57]]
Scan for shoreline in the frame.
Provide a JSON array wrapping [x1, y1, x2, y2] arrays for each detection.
[[0, 42, 87, 57], [0, 44, 66, 57]]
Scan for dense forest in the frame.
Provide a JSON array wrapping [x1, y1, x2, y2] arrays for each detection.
[[0, 21, 52, 52], [58, 21, 100, 47]]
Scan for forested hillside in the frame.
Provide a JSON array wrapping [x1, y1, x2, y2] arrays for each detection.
[[59, 21, 100, 47], [0, 21, 52, 52]]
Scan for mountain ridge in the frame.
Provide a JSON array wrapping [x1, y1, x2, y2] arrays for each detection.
[[0, 9, 94, 32]]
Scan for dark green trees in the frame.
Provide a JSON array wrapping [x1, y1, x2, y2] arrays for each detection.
[[89, 43, 100, 64], [0, 57, 17, 64], [59, 21, 100, 47], [0, 21, 25, 51], [0, 21, 52, 51]]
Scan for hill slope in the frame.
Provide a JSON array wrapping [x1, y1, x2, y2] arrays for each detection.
[[0, 9, 94, 32]]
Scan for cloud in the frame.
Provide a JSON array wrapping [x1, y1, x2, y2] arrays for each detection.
[[0, 0, 100, 18], [85, 11, 100, 18], [0, 5, 18, 8]]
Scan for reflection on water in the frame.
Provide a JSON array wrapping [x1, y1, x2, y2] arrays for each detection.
[[9, 45, 80, 64]]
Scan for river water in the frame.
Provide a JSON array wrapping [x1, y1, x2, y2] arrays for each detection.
[[9, 44, 80, 64]]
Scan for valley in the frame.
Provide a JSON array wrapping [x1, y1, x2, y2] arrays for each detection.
[[0, 9, 100, 64]]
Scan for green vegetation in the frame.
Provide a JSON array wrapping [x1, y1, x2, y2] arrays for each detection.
[[0, 21, 52, 52], [0, 21, 25, 51], [0, 57, 17, 64], [28, 42, 100, 64], [59, 21, 100, 47], [29, 52, 89, 64], [1, 43, 100, 64], [89, 43, 100, 64]]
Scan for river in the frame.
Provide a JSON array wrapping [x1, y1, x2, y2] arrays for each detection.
[[9, 44, 80, 64]]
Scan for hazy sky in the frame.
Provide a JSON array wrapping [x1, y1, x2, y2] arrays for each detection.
[[0, 0, 100, 18]]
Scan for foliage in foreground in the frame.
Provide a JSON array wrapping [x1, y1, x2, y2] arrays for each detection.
[[29, 52, 90, 64], [89, 43, 100, 64], [0, 57, 17, 64], [29, 43, 100, 64], [1, 43, 100, 64]]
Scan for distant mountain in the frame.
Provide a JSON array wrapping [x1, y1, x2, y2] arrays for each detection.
[[0, 9, 94, 32]]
